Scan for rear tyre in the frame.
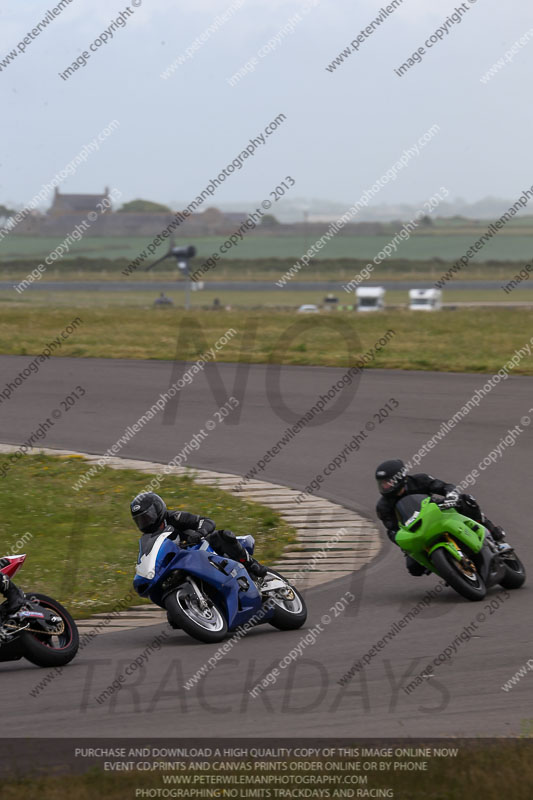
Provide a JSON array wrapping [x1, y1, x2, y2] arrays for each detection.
[[165, 585, 227, 643], [499, 553, 526, 590], [430, 547, 486, 601], [264, 570, 308, 630], [20, 593, 79, 668]]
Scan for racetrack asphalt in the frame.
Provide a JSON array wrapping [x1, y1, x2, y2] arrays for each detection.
[[0, 354, 531, 738]]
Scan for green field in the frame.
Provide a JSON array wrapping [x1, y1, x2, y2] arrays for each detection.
[[2, 225, 533, 264], [2, 260, 529, 285], [0, 454, 296, 617], [1, 306, 533, 373]]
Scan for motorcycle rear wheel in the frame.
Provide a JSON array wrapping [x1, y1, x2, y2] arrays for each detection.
[[264, 570, 308, 630], [21, 592, 79, 668], [430, 547, 486, 601], [499, 553, 526, 590]]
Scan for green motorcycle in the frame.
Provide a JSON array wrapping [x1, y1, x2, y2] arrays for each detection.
[[394, 494, 526, 601]]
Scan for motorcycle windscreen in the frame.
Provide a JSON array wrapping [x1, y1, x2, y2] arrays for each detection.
[[137, 527, 174, 563], [395, 494, 428, 524]]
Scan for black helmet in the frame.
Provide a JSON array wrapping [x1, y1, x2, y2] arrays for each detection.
[[375, 459, 407, 496], [130, 492, 167, 534]]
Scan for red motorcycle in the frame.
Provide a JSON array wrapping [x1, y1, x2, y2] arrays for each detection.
[[0, 555, 79, 668]]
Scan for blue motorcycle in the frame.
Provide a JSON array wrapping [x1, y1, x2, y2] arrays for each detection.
[[133, 529, 307, 643]]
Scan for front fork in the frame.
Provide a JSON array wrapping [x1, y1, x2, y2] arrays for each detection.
[[428, 533, 479, 577], [188, 578, 210, 611]]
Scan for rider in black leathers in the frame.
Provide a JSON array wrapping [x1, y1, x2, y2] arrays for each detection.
[[375, 459, 506, 575], [130, 492, 267, 578], [0, 559, 25, 616]]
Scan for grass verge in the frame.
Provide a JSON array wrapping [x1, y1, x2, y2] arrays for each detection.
[[1, 255, 532, 284], [3, 288, 533, 310], [0, 453, 296, 617], [1, 307, 533, 374]]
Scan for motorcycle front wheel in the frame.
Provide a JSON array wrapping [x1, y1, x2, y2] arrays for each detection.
[[165, 585, 228, 643], [430, 547, 487, 601]]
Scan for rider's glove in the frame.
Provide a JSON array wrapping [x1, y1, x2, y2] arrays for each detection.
[[442, 490, 459, 508], [183, 531, 203, 546]]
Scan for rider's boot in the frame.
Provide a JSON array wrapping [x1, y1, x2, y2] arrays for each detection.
[[483, 517, 507, 548], [241, 551, 267, 579], [491, 525, 506, 543]]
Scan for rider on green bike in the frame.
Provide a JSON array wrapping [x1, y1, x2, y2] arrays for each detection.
[[375, 459, 506, 576]]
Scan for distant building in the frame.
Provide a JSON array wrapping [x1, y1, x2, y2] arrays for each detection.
[[49, 187, 111, 216], [10, 190, 273, 238]]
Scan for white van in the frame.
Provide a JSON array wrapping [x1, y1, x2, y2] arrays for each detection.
[[356, 287, 385, 312], [409, 288, 442, 311]]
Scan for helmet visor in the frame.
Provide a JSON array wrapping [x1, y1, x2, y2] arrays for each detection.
[[377, 471, 405, 494], [378, 477, 399, 492], [133, 506, 161, 533]]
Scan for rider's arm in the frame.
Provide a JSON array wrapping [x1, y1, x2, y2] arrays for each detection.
[[411, 473, 456, 497], [166, 511, 216, 539], [376, 499, 399, 543]]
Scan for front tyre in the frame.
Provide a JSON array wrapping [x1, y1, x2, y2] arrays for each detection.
[[165, 585, 227, 643], [430, 547, 487, 601], [264, 570, 308, 630], [499, 552, 526, 590], [21, 593, 79, 668]]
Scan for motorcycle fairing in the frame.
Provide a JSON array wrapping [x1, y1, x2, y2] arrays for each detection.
[[395, 496, 486, 573], [133, 535, 270, 630], [0, 555, 27, 579]]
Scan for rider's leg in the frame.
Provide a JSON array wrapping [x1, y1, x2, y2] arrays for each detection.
[[0, 574, 25, 615], [404, 554, 429, 576], [206, 530, 267, 578], [458, 494, 506, 542]]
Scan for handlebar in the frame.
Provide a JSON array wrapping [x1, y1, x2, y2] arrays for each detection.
[[437, 499, 458, 510]]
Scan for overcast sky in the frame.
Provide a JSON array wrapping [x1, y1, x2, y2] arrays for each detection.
[[1, 0, 532, 212]]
